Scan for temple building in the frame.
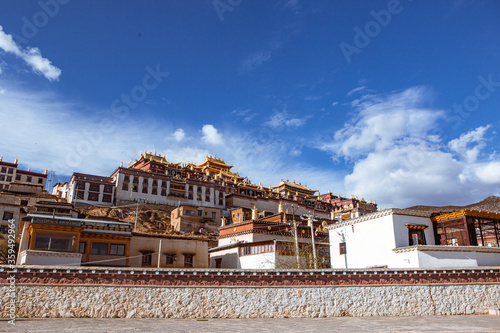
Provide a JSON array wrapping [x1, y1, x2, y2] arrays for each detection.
[[129, 232, 209, 268], [170, 205, 221, 233], [0, 158, 56, 233], [0, 157, 48, 191], [209, 208, 332, 269], [17, 214, 133, 266], [327, 208, 500, 269], [53, 151, 379, 232]]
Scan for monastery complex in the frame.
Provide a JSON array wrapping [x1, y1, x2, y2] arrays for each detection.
[[53, 151, 378, 225]]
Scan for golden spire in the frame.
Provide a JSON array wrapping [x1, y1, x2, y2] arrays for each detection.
[[28, 166, 31, 172], [0, 156, 2, 161], [14, 158, 18, 164]]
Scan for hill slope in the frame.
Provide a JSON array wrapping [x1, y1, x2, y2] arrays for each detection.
[[406, 195, 500, 214]]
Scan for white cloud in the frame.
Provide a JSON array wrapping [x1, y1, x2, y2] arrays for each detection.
[[231, 108, 256, 122], [172, 128, 186, 142], [346, 86, 366, 96], [474, 162, 500, 185], [265, 109, 310, 129], [324, 87, 443, 160], [331, 102, 338, 106], [201, 124, 224, 145], [0, 26, 61, 81], [0, 82, 171, 176], [239, 51, 272, 73], [448, 125, 491, 163], [304, 95, 322, 101], [321, 86, 500, 208]]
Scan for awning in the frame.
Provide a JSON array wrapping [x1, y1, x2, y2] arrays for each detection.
[[405, 224, 428, 230]]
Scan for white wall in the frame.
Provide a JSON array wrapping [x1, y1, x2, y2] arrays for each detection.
[[329, 212, 434, 269], [209, 247, 240, 268], [329, 213, 396, 269], [239, 252, 275, 269]]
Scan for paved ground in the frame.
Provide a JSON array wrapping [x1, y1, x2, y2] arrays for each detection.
[[1, 316, 499, 333]]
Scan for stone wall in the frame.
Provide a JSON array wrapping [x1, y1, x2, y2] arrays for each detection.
[[1, 284, 499, 318], [1, 266, 499, 318]]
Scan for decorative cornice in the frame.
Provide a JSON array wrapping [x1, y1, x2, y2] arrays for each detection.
[[393, 245, 500, 254], [326, 208, 432, 230], [21, 250, 82, 258]]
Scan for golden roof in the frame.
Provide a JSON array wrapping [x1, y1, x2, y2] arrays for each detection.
[[272, 178, 317, 193], [198, 155, 234, 169], [137, 151, 179, 166], [432, 209, 500, 222]]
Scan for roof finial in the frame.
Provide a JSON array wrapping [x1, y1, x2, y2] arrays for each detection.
[[28, 166, 31, 172]]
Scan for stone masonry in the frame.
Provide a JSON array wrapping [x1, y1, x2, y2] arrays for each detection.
[[1, 284, 499, 318]]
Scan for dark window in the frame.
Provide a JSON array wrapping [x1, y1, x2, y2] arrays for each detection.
[[89, 184, 99, 192], [152, 188, 157, 195], [0, 176, 5, 181], [132, 184, 138, 192], [142, 186, 148, 193], [339, 242, 346, 255], [88, 193, 99, 201], [15, 175, 21, 181], [109, 244, 125, 256], [76, 191, 85, 199], [20, 200, 28, 206], [2, 212, 14, 220], [102, 195, 112, 203], [77, 182, 85, 190], [7, 168, 13, 174], [6, 176, 12, 182], [91, 243, 108, 255], [0, 167, 5, 173], [409, 229, 426, 246], [38, 178, 43, 184], [104, 185, 112, 193], [215, 258, 222, 268], [26, 176, 32, 182], [183, 209, 194, 216], [183, 254, 194, 267], [34, 234, 75, 251], [166, 253, 175, 265], [124, 175, 130, 182], [142, 253, 152, 266], [78, 242, 86, 254], [212, 212, 216, 218], [122, 183, 128, 191], [0, 185, 3, 189], [198, 211, 202, 217]]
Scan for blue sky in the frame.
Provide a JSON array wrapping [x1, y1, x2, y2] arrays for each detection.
[[0, 0, 499, 208]]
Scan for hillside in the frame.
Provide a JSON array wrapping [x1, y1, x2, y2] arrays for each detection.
[[76, 203, 176, 234], [406, 195, 500, 214]]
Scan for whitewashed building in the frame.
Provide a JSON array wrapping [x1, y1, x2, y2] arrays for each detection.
[[327, 209, 500, 269]]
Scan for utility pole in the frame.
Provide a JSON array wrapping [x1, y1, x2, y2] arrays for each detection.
[[291, 204, 301, 269], [308, 212, 318, 269], [157, 239, 162, 268], [134, 202, 139, 231]]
